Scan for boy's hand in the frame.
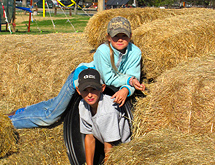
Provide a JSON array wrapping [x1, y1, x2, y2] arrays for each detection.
[[132, 78, 145, 91], [111, 88, 128, 107]]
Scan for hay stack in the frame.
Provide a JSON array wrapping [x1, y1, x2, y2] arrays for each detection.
[[106, 129, 215, 164], [0, 33, 93, 111], [84, 7, 213, 49], [133, 12, 215, 80], [0, 33, 92, 164], [133, 54, 215, 136], [0, 113, 17, 158], [0, 33, 93, 163]]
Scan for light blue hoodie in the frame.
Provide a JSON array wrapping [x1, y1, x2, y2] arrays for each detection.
[[73, 42, 142, 97]]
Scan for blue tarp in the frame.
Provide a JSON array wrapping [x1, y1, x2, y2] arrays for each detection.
[[16, 6, 33, 13]]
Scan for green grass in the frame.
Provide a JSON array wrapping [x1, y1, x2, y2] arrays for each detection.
[[0, 13, 91, 34]]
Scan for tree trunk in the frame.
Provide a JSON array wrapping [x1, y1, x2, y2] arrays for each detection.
[[74, 3, 77, 15], [98, 0, 105, 12], [22, 0, 27, 7], [134, 0, 138, 7]]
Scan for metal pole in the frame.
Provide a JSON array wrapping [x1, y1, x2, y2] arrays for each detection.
[[0, 14, 1, 32], [28, 0, 32, 32], [43, 0, 45, 17], [12, 0, 16, 32]]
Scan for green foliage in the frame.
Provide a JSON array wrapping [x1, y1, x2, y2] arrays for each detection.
[[137, 0, 176, 7], [137, 0, 213, 7], [186, 0, 210, 6]]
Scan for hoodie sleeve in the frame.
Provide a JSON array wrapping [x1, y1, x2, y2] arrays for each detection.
[[73, 61, 95, 88]]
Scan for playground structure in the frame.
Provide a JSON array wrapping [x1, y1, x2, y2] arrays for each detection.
[[0, 0, 94, 33], [0, 0, 15, 32], [0, 0, 34, 33]]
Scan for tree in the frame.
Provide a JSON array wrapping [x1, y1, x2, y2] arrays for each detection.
[[98, 0, 105, 12], [22, 0, 27, 7]]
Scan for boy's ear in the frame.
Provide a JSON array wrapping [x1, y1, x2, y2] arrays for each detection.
[[76, 87, 81, 95], [101, 84, 106, 92]]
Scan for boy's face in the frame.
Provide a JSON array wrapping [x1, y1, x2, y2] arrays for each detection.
[[76, 85, 106, 109], [108, 33, 131, 54]]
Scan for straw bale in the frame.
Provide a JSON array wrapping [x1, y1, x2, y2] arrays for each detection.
[[1, 9, 215, 163], [133, 54, 215, 136], [132, 11, 215, 80], [106, 129, 215, 164], [0, 113, 17, 158], [5, 125, 70, 164], [84, 7, 213, 48], [0, 33, 93, 164], [0, 33, 93, 111]]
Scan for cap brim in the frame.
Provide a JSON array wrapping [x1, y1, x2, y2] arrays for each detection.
[[79, 82, 102, 92]]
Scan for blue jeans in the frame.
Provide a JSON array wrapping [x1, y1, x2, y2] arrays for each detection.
[[10, 71, 76, 129]]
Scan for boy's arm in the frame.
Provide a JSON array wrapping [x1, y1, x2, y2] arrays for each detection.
[[85, 134, 95, 165], [104, 142, 113, 163]]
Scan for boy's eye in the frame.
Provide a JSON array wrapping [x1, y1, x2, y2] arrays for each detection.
[[90, 88, 97, 92], [83, 87, 97, 92]]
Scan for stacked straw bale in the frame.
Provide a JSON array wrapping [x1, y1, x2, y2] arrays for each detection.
[[133, 54, 215, 136], [0, 113, 17, 158], [133, 12, 215, 80], [0, 8, 215, 164], [0, 33, 93, 164], [84, 7, 213, 49], [106, 129, 215, 164], [0, 33, 93, 110]]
